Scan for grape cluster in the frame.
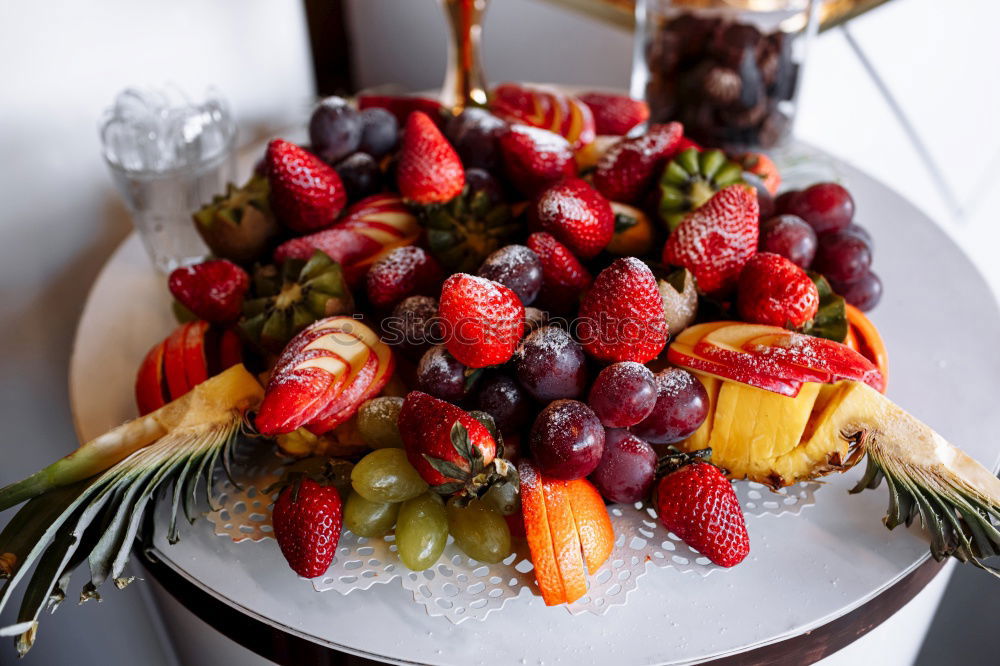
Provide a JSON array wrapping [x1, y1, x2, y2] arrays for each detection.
[[762, 182, 881, 311]]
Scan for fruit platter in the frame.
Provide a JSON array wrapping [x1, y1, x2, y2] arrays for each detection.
[[3, 83, 1000, 663]]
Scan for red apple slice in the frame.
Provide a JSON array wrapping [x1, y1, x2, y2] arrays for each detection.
[[696, 323, 832, 384], [162, 324, 193, 400], [668, 339, 802, 397], [135, 340, 167, 416], [306, 320, 396, 433], [743, 332, 884, 392], [673, 321, 731, 347], [217, 329, 244, 370], [182, 321, 210, 390]]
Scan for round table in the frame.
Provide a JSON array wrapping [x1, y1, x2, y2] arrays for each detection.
[[69, 151, 1000, 665]]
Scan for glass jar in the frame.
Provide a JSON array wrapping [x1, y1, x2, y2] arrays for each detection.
[[631, 0, 819, 151]]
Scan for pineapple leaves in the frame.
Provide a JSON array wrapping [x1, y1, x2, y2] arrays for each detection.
[[851, 433, 1000, 577], [0, 415, 244, 654]]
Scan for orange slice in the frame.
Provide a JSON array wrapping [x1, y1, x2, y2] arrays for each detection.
[[845, 304, 889, 390], [541, 479, 588, 604], [518, 461, 566, 606], [565, 478, 614, 574]]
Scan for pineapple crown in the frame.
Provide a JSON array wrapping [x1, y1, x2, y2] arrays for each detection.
[[420, 184, 521, 273]]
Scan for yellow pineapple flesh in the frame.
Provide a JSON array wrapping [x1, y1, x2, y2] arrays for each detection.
[[692, 381, 821, 487]]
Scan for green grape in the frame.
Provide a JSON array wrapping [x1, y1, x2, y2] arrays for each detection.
[[343, 491, 399, 537], [446, 498, 512, 563], [396, 492, 448, 571], [351, 448, 427, 503], [481, 482, 520, 516], [357, 396, 404, 449]]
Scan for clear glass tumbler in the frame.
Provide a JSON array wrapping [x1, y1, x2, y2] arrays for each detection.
[[101, 88, 237, 273], [632, 0, 819, 151]]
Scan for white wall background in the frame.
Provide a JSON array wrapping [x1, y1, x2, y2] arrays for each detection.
[[0, 0, 998, 664], [0, 2, 313, 664]]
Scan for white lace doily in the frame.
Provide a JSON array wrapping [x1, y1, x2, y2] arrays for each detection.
[[206, 444, 821, 622]]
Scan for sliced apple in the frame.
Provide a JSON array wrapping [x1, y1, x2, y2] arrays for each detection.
[[744, 332, 884, 392], [673, 321, 731, 347], [134, 340, 167, 416], [163, 323, 194, 400], [182, 320, 210, 389], [307, 326, 395, 434], [668, 339, 802, 397], [696, 323, 832, 384]]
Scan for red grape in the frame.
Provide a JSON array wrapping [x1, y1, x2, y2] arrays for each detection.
[[417, 345, 472, 402], [842, 223, 873, 252], [477, 245, 543, 305], [759, 215, 817, 268], [358, 107, 398, 158], [630, 368, 708, 444], [774, 189, 801, 215], [833, 270, 882, 312], [474, 374, 532, 434], [529, 400, 605, 480], [813, 229, 872, 284], [514, 326, 587, 401], [589, 429, 657, 504], [783, 182, 855, 235], [588, 362, 657, 428], [445, 108, 508, 172], [309, 97, 362, 164]]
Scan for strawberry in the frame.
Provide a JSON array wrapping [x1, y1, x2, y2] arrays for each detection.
[[398, 391, 508, 491], [526, 232, 592, 311], [531, 178, 614, 259], [397, 111, 465, 204], [734, 151, 781, 196], [366, 246, 443, 309], [663, 184, 759, 295], [266, 139, 346, 233], [438, 273, 525, 368], [577, 92, 650, 136], [592, 122, 683, 203], [737, 252, 819, 328], [498, 124, 576, 197], [577, 257, 667, 363], [168, 259, 249, 324], [270, 465, 344, 578], [655, 457, 749, 568]]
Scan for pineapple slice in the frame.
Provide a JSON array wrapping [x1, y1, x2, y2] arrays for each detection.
[[699, 381, 820, 486]]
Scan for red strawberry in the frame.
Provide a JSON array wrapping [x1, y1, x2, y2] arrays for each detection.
[[272, 475, 343, 578], [592, 122, 683, 203], [498, 124, 576, 197], [531, 178, 614, 259], [357, 94, 444, 126], [397, 111, 465, 204], [663, 184, 759, 295], [366, 246, 443, 309], [577, 92, 650, 136], [168, 259, 249, 324], [655, 459, 749, 568], [734, 151, 781, 196], [577, 257, 667, 363], [438, 273, 524, 368], [266, 139, 346, 233], [737, 252, 819, 328], [398, 391, 498, 488], [526, 232, 592, 311]]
